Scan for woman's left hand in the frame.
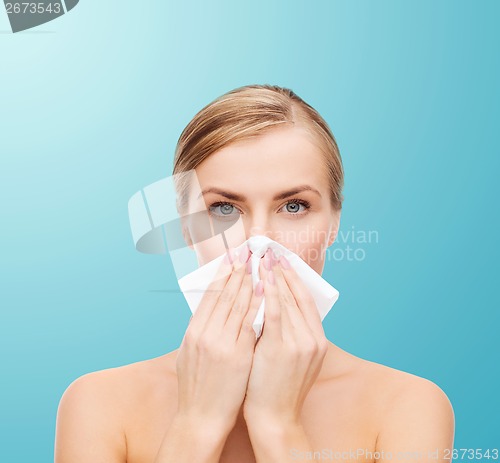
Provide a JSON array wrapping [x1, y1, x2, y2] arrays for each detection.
[[243, 248, 329, 428]]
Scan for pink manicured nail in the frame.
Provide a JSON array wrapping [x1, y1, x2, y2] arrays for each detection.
[[255, 280, 264, 296], [246, 258, 252, 274], [267, 268, 275, 285], [279, 255, 291, 269]]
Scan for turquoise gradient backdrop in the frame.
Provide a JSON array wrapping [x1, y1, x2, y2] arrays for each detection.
[[1, 1, 499, 460]]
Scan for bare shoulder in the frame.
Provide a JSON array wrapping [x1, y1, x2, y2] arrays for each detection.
[[353, 355, 449, 398], [326, 344, 452, 402], [352, 354, 455, 449], [362, 358, 454, 419], [323, 344, 454, 449], [55, 351, 178, 463]]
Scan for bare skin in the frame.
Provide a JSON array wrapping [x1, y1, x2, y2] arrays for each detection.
[[55, 126, 454, 462], [55, 342, 454, 463]]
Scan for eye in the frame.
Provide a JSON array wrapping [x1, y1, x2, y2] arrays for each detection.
[[208, 199, 311, 220], [208, 201, 241, 219], [280, 199, 311, 216]]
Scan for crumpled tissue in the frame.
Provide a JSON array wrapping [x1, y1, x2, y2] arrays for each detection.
[[177, 235, 339, 338]]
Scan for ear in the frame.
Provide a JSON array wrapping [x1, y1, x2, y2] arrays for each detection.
[[327, 209, 341, 248]]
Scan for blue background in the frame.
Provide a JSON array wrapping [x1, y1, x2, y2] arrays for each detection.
[[1, 1, 499, 460]]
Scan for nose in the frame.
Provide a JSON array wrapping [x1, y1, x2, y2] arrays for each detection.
[[246, 221, 278, 263], [246, 235, 275, 258], [246, 216, 274, 243], [248, 226, 271, 239]]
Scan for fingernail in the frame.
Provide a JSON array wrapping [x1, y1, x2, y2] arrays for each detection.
[[279, 255, 291, 270], [239, 244, 249, 263], [246, 258, 252, 274], [267, 268, 275, 285], [255, 280, 264, 297]]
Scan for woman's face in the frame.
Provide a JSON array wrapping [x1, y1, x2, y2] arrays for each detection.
[[185, 125, 341, 274]]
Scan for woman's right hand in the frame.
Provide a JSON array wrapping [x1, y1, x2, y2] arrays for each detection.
[[174, 244, 264, 435]]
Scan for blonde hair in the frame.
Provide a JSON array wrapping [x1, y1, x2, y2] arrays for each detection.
[[172, 84, 344, 212]]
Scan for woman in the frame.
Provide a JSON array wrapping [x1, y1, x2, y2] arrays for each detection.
[[55, 85, 454, 463]]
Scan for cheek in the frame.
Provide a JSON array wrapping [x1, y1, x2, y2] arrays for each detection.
[[278, 222, 331, 271], [193, 238, 227, 266], [190, 216, 247, 266], [294, 242, 325, 271]]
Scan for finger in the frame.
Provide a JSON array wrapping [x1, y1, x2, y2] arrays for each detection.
[[236, 274, 264, 345], [224, 253, 254, 339], [189, 247, 235, 332], [272, 252, 324, 366], [208, 244, 251, 332], [278, 286, 296, 344], [271, 251, 305, 335], [277, 254, 325, 339], [260, 249, 282, 341]]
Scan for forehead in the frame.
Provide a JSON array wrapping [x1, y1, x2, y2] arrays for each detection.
[[193, 126, 329, 195]]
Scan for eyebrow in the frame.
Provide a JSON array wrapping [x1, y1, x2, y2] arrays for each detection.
[[197, 185, 322, 202]]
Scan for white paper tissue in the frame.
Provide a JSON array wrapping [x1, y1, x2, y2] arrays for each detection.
[[177, 235, 340, 338]]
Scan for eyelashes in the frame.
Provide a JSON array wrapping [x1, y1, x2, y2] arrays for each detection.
[[208, 199, 311, 219], [281, 199, 311, 215]]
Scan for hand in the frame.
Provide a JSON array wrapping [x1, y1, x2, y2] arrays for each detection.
[[243, 249, 329, 428], [175, 245, 264, 434]]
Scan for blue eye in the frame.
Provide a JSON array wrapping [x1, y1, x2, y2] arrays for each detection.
[[281, 199, 311, 215], [208, 199, 311, 220], [209, 202, 240, 219]]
